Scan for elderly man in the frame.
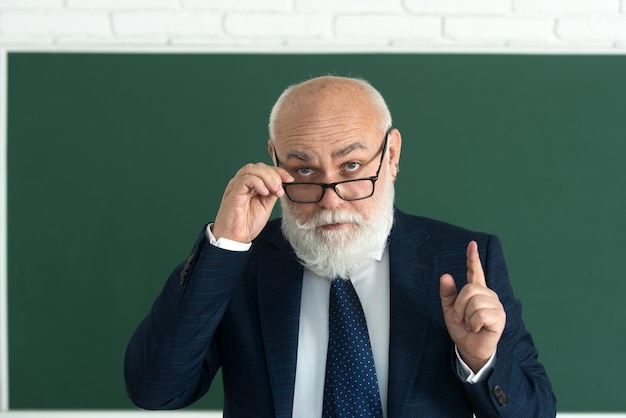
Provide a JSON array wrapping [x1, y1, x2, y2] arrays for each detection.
[[124, 76, 555, 417]]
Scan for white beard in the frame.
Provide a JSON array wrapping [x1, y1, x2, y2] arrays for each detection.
[[280, 176, 395, 280]]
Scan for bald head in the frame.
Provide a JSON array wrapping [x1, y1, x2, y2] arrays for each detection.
[[268, 76, 392, 142]]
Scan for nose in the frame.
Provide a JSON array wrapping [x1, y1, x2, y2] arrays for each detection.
[[317, 185, 345, 210]]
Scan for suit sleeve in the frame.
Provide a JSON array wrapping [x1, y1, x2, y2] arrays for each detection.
[[462, 234, 556, 418], [123, 227, 251, 410]]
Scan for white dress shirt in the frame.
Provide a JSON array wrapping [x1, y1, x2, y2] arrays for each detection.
[[205, 225, 495, 418], [293, 246, 390, 418]]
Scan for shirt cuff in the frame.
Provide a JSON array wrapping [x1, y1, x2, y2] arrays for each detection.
[[455, 345, 497, 384], [205, 223, 252, 252]]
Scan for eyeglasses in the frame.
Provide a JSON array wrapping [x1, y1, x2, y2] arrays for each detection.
[[273, 130, 390, 204]]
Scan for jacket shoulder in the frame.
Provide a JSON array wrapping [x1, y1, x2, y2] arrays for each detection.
[[393, 209, 493, 243]]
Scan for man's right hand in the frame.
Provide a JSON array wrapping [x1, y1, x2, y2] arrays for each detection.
[[212, 163, 293, 244]]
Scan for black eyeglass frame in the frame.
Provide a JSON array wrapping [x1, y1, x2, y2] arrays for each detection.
[[273, 129, 391, 204]]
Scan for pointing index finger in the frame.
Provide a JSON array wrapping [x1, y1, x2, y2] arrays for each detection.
[[466, 240, 487, 287]]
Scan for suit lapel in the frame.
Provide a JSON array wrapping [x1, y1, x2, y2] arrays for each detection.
[[387, 210, 437, 417], [254, 211, 437, 417], [257, 228, 304, 418]]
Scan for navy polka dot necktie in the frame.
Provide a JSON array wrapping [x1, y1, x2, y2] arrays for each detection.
[[322, 278, 383, 418]]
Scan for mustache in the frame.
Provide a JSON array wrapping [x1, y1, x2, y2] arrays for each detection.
[[294, 209, 366, 231]]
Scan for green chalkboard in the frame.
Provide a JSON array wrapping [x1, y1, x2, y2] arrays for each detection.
[[6, 52, 626, 411]]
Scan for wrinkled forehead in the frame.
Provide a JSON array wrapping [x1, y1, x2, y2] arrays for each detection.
[[275, 99, 383, 143], [273, 125, 387, 171]]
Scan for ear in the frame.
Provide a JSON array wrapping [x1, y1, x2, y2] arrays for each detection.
[[267, 139, 276, 165], [387, 128, 402, 179]]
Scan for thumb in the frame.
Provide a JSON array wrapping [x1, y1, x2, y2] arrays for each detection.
[[439, 274, 458, 312]]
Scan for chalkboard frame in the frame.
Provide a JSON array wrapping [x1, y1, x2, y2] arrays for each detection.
[[2, 49, 626, 412]]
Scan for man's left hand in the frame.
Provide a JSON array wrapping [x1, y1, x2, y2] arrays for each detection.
[[439, 241, 506, 373]]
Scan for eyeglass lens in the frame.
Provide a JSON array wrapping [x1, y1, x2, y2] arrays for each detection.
[[284, 179, 374, 203]]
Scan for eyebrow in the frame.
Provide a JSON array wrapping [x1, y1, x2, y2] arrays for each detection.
[[285, 141, 367, 162], [333, 142, 367, 158], [285, 150, 312, 161]]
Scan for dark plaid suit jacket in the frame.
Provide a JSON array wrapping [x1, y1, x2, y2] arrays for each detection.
[[124, 208, 556, 417]]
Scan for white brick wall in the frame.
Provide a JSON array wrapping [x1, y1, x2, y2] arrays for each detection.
[[405, 0, 512, 15], [336, 14, 441, 40], [226, 13, 332, 38], [446, 16, 555, 41], [0, 0, 625, 52]]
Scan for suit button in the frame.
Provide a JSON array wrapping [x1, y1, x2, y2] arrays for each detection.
[[180, 253, 195, 285], [493, 384, 509, 407]]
